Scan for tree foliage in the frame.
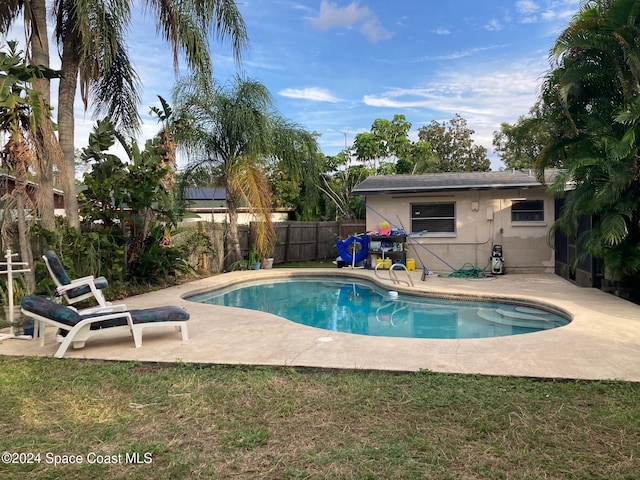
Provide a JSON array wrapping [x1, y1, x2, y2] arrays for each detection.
[[492, 105, 554, 170], [78, 118, 190, 282], [0, 41, 59, 288], [352, 114, 435, 174], [265, 149, 325, 220], [418, 114, 490, 172], [318, 152, 368, 220], [538, 0, 640, 284], [173, 75, 319, 265], [1, 0, 248, 231]]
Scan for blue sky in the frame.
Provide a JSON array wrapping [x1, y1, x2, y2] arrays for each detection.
[[5, 0, 582, 170]]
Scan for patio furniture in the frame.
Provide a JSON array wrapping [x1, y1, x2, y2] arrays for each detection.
[[42, 250, 108, 308], [21, 295, 190, 358]]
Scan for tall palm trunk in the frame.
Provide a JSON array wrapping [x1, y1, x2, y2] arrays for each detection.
[[15, 188, 35, 291], [29, 0, 58, 233], [225, 195, 242, 268], [9, 134, 36, 290], [57, 29, 81, 230]]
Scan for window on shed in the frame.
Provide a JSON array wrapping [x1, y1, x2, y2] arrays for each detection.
[[411, 203, 455, 234], [511, 200, 544, 222]]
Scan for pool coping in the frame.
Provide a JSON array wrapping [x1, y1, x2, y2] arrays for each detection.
[[2, 269, 640, 382], [184, 269, 575, 325]]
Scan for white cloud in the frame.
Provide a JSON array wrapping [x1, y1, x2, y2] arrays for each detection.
[[310, 1, 392, 43], [517, 0, 540, 15], [279, 87, 340, 102], [541, 7, 576, 22], [432, 27, 451, 35], [421, 45, 504, 62], [520, 16, 539, 24], [484, 19, 502, 31], [359, 19, 392, 43], [362, 57, 549, 166], [515, 0, 581, 25], [364, 59, 544, 114], [311, 0, 371, 29]]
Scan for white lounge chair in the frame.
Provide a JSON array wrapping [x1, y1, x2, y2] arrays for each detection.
[[42, 250, 109, 308], [21, 295, 189, 358]]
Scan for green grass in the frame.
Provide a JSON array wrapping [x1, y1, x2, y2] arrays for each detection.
[[1, 358, 639, 479]]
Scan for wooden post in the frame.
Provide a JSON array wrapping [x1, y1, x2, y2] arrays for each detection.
[[0, 249, 32, 340], [284, 222, 291, 263]]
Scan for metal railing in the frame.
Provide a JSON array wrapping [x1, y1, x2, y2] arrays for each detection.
[[374, 262, 414, 287]]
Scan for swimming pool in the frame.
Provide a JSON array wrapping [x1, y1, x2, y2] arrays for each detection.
[[187, 276, 570, 339]]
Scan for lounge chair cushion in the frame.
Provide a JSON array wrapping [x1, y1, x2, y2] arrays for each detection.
[[65, 277, 109, 299], [93, 306, 190, 329], [21, 296, 190, 330], [21, 295, 83, 325], [44, 250, 109, 298], [43, 251, 73, 285]]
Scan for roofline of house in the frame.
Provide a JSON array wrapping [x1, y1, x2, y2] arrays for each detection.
[[351, 182, 547, 195], [186, 207, 294, 213], [350, 169, 569, 196], [0, 173, 65, 196]]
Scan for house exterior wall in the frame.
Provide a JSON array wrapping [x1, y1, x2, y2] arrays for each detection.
[[365, 187, 555, 274], [186, 211, 290, 224]]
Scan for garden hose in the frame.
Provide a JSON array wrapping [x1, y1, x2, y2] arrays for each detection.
[[438, 262, 491, 279]]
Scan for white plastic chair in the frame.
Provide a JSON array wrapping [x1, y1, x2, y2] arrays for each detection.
[[21, 295, 190, 358], [42, 250, 108, 307]]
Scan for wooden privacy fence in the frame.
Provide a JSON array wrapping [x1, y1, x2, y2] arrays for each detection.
[[179, 220, 366, 272], [243, 220, 366, 264]]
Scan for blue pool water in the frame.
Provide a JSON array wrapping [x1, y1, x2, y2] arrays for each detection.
[[187, 277, 570, 339]]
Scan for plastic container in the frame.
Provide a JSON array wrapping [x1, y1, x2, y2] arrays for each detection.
[[375, 258, 392, 269], [406, 258, 416, 271]]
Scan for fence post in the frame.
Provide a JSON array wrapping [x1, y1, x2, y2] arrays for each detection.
[[284, 222, 291, 263]]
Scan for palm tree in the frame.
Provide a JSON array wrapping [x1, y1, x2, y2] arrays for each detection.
[[150, 96, 179, 191], [538, 0, 640, 282], [1, 0, 248, 230], [1, 0, 62, 232], [173, 75, 319, 266], [150, 95, 182, 247], [3, 1, 247, 231], [0, 41, 58, 288]]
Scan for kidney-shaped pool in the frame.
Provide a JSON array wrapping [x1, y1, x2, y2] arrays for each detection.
[[186, 276, 570, 339]]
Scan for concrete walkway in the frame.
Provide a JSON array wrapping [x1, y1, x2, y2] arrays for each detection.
[[2, 269, 640, 381]]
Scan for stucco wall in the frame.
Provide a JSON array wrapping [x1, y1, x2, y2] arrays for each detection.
[[365, 188, 555, 274], [188, 212, 289, 224]]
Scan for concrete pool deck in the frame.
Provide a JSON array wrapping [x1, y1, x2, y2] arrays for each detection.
[[1, 269, 640, 381]]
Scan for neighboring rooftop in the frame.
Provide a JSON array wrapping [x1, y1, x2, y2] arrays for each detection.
[[183, 187, 227, 201], [351, 169, 561, 195]]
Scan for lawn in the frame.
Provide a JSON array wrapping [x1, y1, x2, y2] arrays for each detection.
[[1, 358, 639, 479]]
